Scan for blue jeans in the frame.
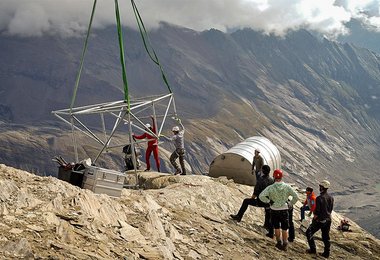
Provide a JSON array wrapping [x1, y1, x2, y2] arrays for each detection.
[[300, 205, 310, 220]]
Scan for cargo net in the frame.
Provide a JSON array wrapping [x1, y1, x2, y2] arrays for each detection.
[[52, 93, 178, 170]]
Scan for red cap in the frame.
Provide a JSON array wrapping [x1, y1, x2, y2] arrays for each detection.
[[273, 169, 283, 179]]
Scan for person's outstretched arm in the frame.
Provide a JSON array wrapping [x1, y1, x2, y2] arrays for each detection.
[[151, 116, 157, 134], [133, 132, 147, 139]]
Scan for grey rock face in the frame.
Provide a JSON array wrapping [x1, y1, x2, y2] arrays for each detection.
[[1, 164, 380, 259]]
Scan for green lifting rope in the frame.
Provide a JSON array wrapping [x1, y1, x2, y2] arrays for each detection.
[[131, 0, 173, 93], [114, 0, 130, 107], [70, 0, 172, 112], [70, 0, 130, 110], [70, 0, 97, 111]]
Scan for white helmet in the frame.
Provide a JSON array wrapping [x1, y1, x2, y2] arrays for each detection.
[[319, 180, 331, 189], [172, 126, 180, 132], [145, 123, 151, 128]]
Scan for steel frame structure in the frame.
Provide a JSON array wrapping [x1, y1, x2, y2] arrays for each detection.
[[51, 0, 178, 180], [52, 93, 177, 171]]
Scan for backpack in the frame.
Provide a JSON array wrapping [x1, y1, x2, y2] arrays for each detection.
[[338, 219, 351, 232], [122, 145, 132, 154]]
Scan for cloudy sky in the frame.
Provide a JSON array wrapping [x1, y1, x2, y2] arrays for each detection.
[[0, 0, 379, 37]]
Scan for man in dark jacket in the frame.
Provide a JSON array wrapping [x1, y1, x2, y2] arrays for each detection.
[[306, 180, 334, 258], [230, 165, 274, 225]]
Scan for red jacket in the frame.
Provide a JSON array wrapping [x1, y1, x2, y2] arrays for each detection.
[[303, 192, 317, 212], [133, 118, 158, 147]]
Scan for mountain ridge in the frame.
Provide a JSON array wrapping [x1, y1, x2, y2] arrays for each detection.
[[1, 24, 380, 238]]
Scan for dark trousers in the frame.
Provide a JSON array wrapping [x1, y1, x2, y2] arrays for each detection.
[[236, 198, 270, 225], [264, 207, 271, 229], [236, 198, 258, 219], [306, 220, 331, 254], [288, 207, 295, 240], [267, 207, 294, 241], [170, 148, 185, 174]]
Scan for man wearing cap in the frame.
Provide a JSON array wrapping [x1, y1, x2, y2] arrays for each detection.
[[306, 180, 334, 258], [169, 119, 186, 175], [259, 169, 298, 251], [252, 148, 264, 177], [300, 187, 316, 221], [133, 116, 160, 172]]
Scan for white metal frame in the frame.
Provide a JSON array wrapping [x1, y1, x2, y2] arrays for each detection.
[[52, 93, 177, 171]]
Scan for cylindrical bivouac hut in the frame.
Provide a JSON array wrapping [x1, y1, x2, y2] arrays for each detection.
[[208, 136, 281, 186]]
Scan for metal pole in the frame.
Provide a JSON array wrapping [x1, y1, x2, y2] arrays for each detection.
[[127, 112, 139, 188], [72, 115, 105, 145], [152, 102, 157, 130], [70, 116, 79, 162], [100, 113, 107, 143], [93, 110, 127, 164], [158, 95, 173, 136], [172, 95, 178, 118]]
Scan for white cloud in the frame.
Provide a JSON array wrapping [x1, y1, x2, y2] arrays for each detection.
[[8, 3, 50, 36], [0, 0, 379, 37]]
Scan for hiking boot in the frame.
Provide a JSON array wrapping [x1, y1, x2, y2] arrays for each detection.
[[275, 241, 282, 250], [230, 214, 241, 222], [281, 242, 288, 251], [306, 249, 317, 254], [174, 169, 181, 175], [319, 252, 330, 258], [144, 169, 150, 172]]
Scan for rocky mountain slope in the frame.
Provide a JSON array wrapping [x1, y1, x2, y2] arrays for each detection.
[[1, 24, 380, 237], [1, 164, 380, 259]]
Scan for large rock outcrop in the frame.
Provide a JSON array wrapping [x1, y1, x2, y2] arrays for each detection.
[[1, 164, 379, 259]]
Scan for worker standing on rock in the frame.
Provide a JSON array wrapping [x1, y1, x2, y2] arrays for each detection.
[[169, 118, 186, 175], [259, 169, 298, 251], [305, 180, 334, 258], [252, 148, 264, 177], [133, 116, 160, 172], [230, 165, 274, 226]]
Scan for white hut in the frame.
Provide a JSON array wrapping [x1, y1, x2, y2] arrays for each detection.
[[208, 136, 281, 186]]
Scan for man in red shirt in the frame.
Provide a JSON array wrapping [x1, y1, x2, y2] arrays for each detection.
[[133, 116, 160, 172], [300, 187, 316, 221]]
